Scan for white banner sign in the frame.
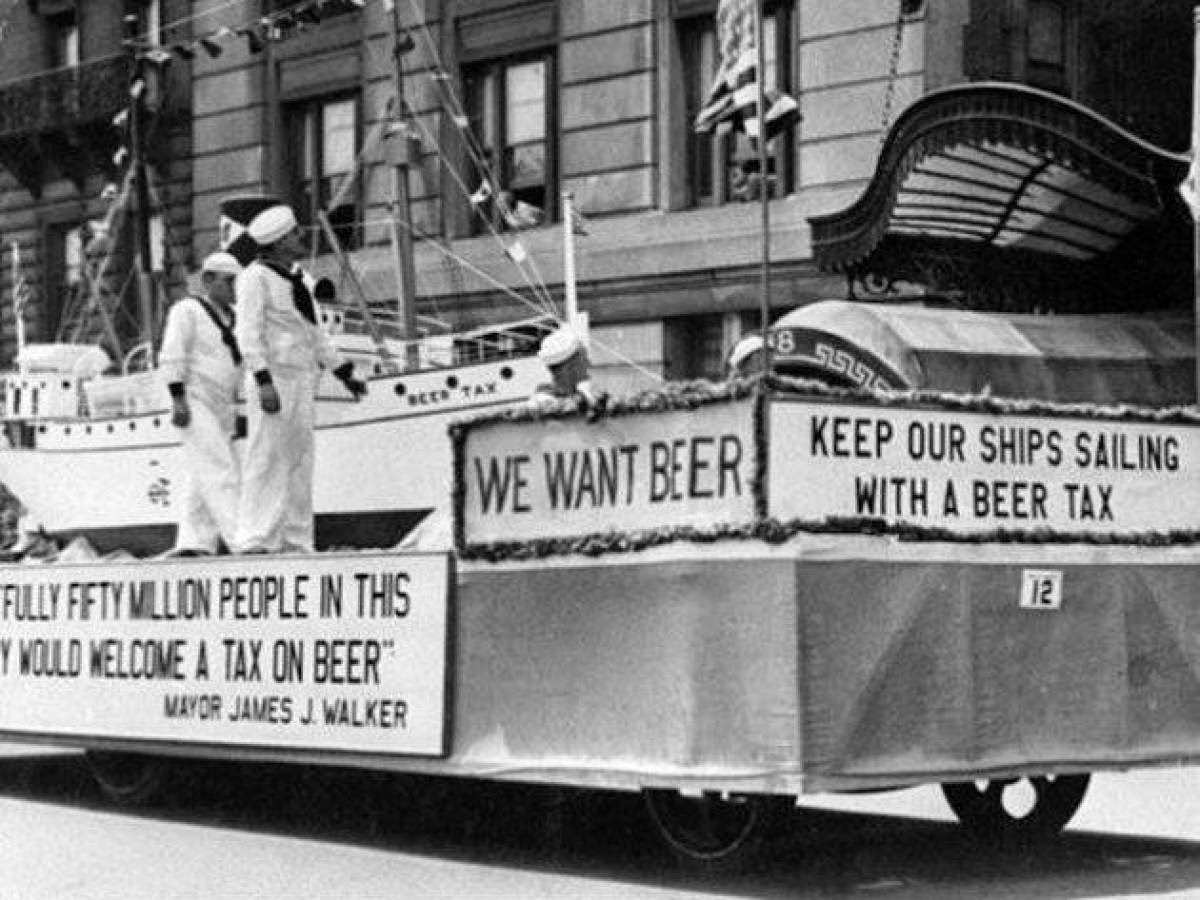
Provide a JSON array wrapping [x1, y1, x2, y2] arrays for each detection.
[[770, 398, 1200, 533], [0, 552, 450, 756], [460, 399, 758, 544]]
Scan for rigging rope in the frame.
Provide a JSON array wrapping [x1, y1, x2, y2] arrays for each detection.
[[387, 7, 559, 311], [386, 0, 665, 384], [333, 211, 665, 384], [144, 167, 196, 300], [63, 171, 135, 354], [364, 215, 564, 317]]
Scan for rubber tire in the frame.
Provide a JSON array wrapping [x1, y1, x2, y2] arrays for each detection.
[[942, 774, 1090, 845], [86, 752, 168, 806], [643, 789, 791, 873]]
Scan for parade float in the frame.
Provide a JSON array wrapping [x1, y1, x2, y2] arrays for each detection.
[[1, 12, 1200, 873]]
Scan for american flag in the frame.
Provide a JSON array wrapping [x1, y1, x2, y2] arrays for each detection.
[[694, 0, 799, 141]]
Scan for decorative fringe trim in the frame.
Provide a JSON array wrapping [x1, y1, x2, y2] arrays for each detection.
[[452, 377, 758, 431], [767, 373, 1200, 424], [460, 517, 1200, 562]]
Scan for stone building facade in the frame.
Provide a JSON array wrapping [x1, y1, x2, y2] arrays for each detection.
[[0, 0, 193, 358], [0, 0, 1194, 389]]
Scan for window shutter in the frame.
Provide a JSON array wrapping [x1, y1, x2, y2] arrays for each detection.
[[673, 0, 716, 18], [279, 48, 361, 100], [963, 0, 1013, 80], [457, 0, 556, 63], [32, 0, 75, 16]]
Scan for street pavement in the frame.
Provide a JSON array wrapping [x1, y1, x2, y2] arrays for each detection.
[[1, 746, 1200, 898]]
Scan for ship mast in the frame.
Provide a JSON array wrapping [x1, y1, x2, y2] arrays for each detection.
[[387, 3, 422, 371], [124, 13, 158, 356], [1192, 6, 1200, 398], [10, 241, 25, 372]]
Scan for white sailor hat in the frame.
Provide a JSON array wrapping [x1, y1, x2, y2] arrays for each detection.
[[200, 250, 242, 276], [728, 334, 764, 372], [538, 327, 582, 366], [247, 204, 298, 245]]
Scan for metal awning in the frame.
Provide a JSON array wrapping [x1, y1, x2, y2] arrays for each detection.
[[809, 83, 1191, 277]]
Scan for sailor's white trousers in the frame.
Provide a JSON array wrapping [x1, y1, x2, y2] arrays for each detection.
[[173, 382, 240, 554], [235, 369, 317, 554]]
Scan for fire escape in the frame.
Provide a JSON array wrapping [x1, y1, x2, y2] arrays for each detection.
[[0, 54, 131, 198], [0, 33, 183, 352]]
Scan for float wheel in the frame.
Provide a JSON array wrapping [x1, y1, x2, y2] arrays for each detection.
[[941, 774, 1090, 844], [86, 752, 168, 806], [643, 789, 790, 872]]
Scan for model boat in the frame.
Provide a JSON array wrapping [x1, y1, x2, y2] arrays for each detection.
[[0, 315, 554, 555]]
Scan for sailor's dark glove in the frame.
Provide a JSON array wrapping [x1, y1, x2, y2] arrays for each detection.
[[313, 278, 336, 303], [254, 369, 281, 414], [583, 391, 608, 423], [168, 382, 190, 427], [333, 362, 367, 400]]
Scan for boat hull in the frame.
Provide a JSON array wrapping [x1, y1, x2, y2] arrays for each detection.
[[31, 509, 433, 556], [0, 356, 544, 555]]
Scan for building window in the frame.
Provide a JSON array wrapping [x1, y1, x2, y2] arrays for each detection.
[[1028, 0, 1064, 64], [48, 13, 79, 68], [149, 213, 166, 273], [42, 221, 87, 340], [266, 0, 357, 18], [1027, 0, 1067, 93], [679, 4, 794, 207], [664, 313, 726, 381], [463, 52, 555, 233], [1087, 7, 1191, 149], [62, 223, 85, 293], [284, 94, 359, 251]]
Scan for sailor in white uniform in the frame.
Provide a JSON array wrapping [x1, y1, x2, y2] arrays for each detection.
[[529, 326, 604, 414], [233, 203, 366, 554], [159, 251, 244, 555], [727, 333, 765, 377]]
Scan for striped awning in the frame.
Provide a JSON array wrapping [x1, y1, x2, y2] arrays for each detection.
[[809, 82, 1191, 274], [767, 299, 1195, 405]]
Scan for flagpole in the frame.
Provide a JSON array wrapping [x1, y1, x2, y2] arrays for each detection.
[[125, 14, 158, 354], [562, 191, 578, 324], [1193, 5, 1200, 399], [754, 0, 772, 519], [754, 0, 772, 367]]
